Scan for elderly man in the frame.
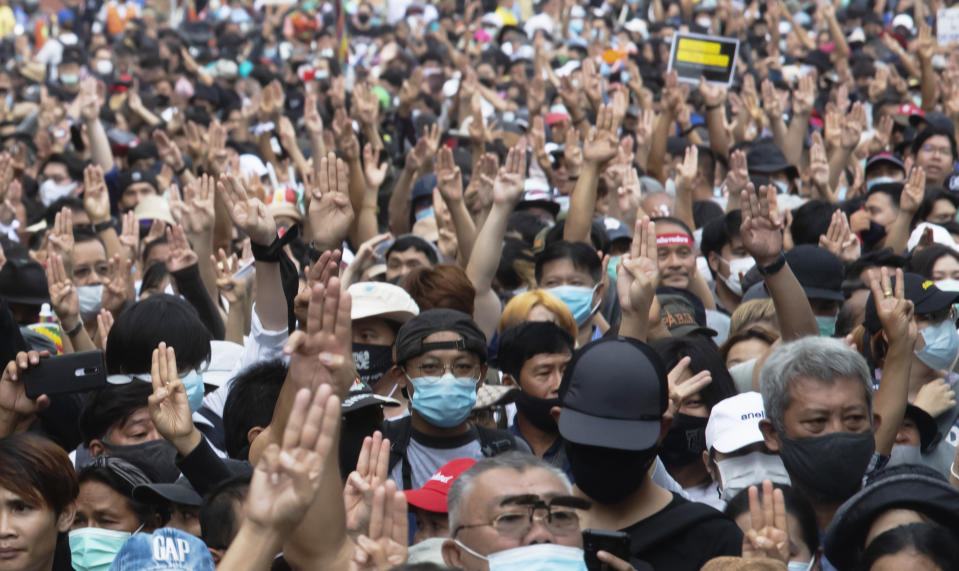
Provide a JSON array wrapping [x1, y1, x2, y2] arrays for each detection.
[[441, 453, 642, 570]]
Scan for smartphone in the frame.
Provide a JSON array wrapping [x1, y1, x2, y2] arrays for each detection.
[[23, 351, 108, 399], [582, 529, 631, 571]]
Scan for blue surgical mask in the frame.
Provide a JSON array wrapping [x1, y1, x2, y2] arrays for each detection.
[[454, 541, 587, 570], [415, 206, 435, 222], [866, 176, 895, 192], [916, 318, 959, 371], [77, 284, 104, 321], [606, 255, 622, 282], [773, 180, 789, 194], [181, 370, 205, 412], [69, 526, 138, 571], [787, 557, 815, 571], [569, 19, 584, 35], [548, 285, 599, 326], [816, 314, 837, 337], [408, 373, 477, 428], [836, 186, 849, 201]]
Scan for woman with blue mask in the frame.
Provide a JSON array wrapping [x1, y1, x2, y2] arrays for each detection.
[[536, 241, 608, 348]]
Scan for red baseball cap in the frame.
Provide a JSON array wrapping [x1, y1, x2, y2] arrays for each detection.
[[403, 458, 477, 513]]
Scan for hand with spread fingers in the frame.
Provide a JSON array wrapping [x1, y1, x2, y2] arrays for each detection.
[[741, 481, 790, 563], [307, 152, 354, 250], [740, 184, 784, 267], [344, 431, 391, 535], [165, 224, 199, 273], [218, 173, 277, 247], [148, 342, 200, 454], [665, 357, 712, 421]]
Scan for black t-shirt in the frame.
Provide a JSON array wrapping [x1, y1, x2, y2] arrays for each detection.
[[621, 492, 743, 571]]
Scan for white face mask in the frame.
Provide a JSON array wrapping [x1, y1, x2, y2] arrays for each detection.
[[935, 278, 959, 293], [454, 541, 588, 570], [719, 257, 755, 297], [773, 180, 789, 194], [787, 556, 815, 571], [716, 451, 791, 501], [94, 59, 113, 75], [39, 179, 78, 207], [77, 284, 104, 321]]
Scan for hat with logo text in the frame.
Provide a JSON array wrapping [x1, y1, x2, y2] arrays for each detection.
[[656, 287, 717, 338], [108, 527, 214, 570], [705, 392, 767, 453], [403, 458, 477, 513], [864, 272, 959, 334], [558, 337, 668, 451]]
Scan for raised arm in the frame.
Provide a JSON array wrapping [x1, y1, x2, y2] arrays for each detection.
[[699, 78, 730, 159], [77, 78, 114, 171], [885, 166, 924, 254], [784, 73, 815, 167], [307, 152, 356, 252], [169, 175, 218, 304], [673, 145, 699, 232], [617, 217, 659, 342], [435, 146, 477, 265]]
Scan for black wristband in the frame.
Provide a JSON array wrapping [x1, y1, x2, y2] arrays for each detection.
[[174, 164, 188, 176], [64, 321, 84, 337], [757, 253, 787, 276], [250, 225, 300, 263], [91, 219, 115, 233]]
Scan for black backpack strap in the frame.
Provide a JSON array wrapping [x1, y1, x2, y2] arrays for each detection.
[[383, 417, 414, 489], [476, 425, 519, 457]]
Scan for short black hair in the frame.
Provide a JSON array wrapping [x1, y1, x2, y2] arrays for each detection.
[[906, 243, 959, 280], [79, 381, 153, 445], [223, 360, 287, 459], [140, 261, 170, 293], [693, 200, 725, 229], [865, 182, 904, 207], [507, 211, 548, 245], [142, 235, 168, 265], [725, 484, 819, 560], [78, 463, 159, 527], [846, 247, 906, 279], [44, 197, 85, 227], [790, 200, 839, 247], [535, 240, 603, 284], [700, 210, 742, 265], [386, 235, 438, 266], [915, 187, 959, 224], [541, 219, 611, 254], [496, 321, 574, 378], [495, 236, 535, 292], [200, 475, 250, 551], [106, 294, 212, 375], [650, 336, 736, 412], [858, 523, 959, 571]]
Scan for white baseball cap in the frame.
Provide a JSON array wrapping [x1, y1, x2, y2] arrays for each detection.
[[705, 391, 767, 454], [348, 282, 420, 324]]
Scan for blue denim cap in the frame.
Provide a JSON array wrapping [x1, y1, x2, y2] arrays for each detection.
[[109, 527, 214, 570]]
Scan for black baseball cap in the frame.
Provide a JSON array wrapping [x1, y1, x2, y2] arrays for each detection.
[[0, 255, 49, 305], [558, 337, 668, 451], [864, 272, 959, 333], [746, 141, 799, 179], [865, 152, 905, 175], [784, 245, 844, 301], [119, 169, 159, 191], [394, 309, 488, 365], [656, 286, 717, 338], [133, 478, 203, 507]]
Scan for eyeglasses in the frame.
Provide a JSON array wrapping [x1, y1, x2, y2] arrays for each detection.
[[452, 496, 591, 539], [921, 144, 952, 158], [408, 361, 481, 378]]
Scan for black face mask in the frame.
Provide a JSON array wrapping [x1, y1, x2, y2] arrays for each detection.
[[659, 413, 708, 470], [566, 441, 657, 504], [106, 439, 181, 483], [352, 343, 395, 387], [357, 12, 370, 24], [859, 221, 887, 251], [479, 77, 495, 88], [515, 392, 560, 434], [778, 431, 875, 502]]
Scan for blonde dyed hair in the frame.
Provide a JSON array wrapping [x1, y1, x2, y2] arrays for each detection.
[[497, 289, 578, 340]]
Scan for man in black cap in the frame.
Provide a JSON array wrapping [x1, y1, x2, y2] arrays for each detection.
[[118, 169, 160, 211], [497, 321, 573, 473], [864, 152, 906, 192], [746, 138, 799, 195], [384, 308, 528, 490], [133, 477, 204, 537], [555, 336, 743, 570]]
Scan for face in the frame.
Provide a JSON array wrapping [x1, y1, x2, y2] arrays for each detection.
[[865, 163, 905, 185], [144, 242, 170, 272], [656, 222, 696, 289], [104, 407, 162, 447], [865, 192, 899, 229], [352, 317, 397, 346], [538, 259, 597, 290], [516, 352, 571, 399], [413, 507, 449, 544], [894, 417, 921, 447], [386, 247, 432, 282], [166, 503, 201, 538], [0, 487, 74, 571], [72, 240, 109, 287], [402, 331, 485, 395], [120, 182, 158, 211], [41, 162, 73, 186], [72, 481, 141, 533], [443, 467, 582, 571], [770, 376, 872, 444], [709, 238, 748, 280], [927, 199, 957, 225], [916, 135, 953, 184], [725, 338, 771, 368], [932, 255, 959, 281], [733, 509, 813, 566], [869, 550, 940, 571]]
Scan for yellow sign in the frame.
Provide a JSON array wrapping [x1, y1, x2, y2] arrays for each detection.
[[676, 38, 729, 67]]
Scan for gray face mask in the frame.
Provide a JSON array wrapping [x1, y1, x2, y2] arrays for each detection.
[[77, 285, 104, 321], [887, 444, 922, 467]]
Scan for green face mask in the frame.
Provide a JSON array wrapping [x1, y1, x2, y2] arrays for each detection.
[[816, 315, 837, 338], [69, 527, 134, 571], [606, 255, 623, 282]]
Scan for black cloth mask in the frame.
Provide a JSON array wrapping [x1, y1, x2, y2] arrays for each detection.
[[659, 413, 708, 469], [515, 392, 560, 434], [566, 441, 657, 504], [106, 438, 181, 483], [778, 431, 875, 502], [859, 221, 887, 251], [352, 343, 395, 387]]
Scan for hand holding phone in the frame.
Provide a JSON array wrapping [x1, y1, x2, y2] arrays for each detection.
[[22, 350, 108, 399], [583, 529, 632, 571]]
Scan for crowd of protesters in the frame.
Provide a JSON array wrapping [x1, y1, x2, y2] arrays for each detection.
[[4, 0, 959, 569]]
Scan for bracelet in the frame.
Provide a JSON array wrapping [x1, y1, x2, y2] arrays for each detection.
[[174, 163, 188, 176], [757, 252, 787, 276], [951, 460, 959, 481], [63, 321, 84, 337], [91, 219, 115, 233]]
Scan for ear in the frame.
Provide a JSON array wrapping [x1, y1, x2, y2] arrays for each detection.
[[550, 406, 562, 423], [246, 426, 264, 446], [56, 501, 77, 533], [442, 538, 465, 569], [872, 412, 882, 434], [502, 373, 517, 388], [593, 280, 606, 306], [707, 252, 721, 275], [759, 419, 781, 453], [478, 364, 488, 385], [88, 439, 107, 457], [702, 449, 717, 480], [209, 548, 225, 565]]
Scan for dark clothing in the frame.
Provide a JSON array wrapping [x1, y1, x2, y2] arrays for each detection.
[[170, 263, 225, 340], [176, 437, 241, 496], [621, 492, 743, 571], [507, 422, 571, 479]]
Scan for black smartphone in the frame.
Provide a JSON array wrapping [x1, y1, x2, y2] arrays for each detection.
[[23, 351, 108, 399], [583, 529, 631, 571]]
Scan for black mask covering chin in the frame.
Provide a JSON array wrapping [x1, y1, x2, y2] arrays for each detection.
[[566, 441, 657, 504], [859, 221, 887, 251], [658, 413, 708, 470], [515, 392, 560, 433]]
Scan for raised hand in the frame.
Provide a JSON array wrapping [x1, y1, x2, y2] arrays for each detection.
[[165, 224, 199, 273], [153, 130, 188, 173], [808, 132, 830, 195], [344, 431, 391, 534], [868, 267, 917, 348], [739, 481, 789, 562], [675, 145, 699, 194], [118, 211, 140, 261], [493, 142, 527, 206], [77, 77, 101, 122], [47, 208, 75, 270], [333, 107, 361, 162], [362, 143, 388, 189], [207, 120, 229, 175], [307, 152, 354, 249], [171, 174, 216, 235], [580, 58, 604, 109], [724, 150, 750, 197], [583, 102, 620, 165], [699, 76, 727, 109], [434, 146, 464, 205], [45, 252, 79, 327], [213, 248, 250, 305], [82, 165, 111, 224], [353, 83, 381, 129], [0, 351, 52, 435], [761, 79, 783, 119], [900, 166, 926, 214], [464, 153, 497, 218], [818, 209, 860, 263], [665, 357, 713, 421], [101, 254, 133, 314], [304, 88, 325, 137], [793, 72, 816, 115], [349, 480, 408, 571], [618, 217, 659, 317], [342, 233, 392, 287], [218, 174, 277, 246], [246, 385, 340, 532], [840, 102, 866, 150], [148, 342, 200, 453], [914, 378, 957, 417], [96, 309, 114, 350], [183, 121, 206, 163], [564, 126, 583, 177], [740, 184, 784, 266]]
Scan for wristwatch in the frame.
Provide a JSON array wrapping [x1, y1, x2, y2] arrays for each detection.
[[91, 219, 115, 233], [757, 252, 787, 276]]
